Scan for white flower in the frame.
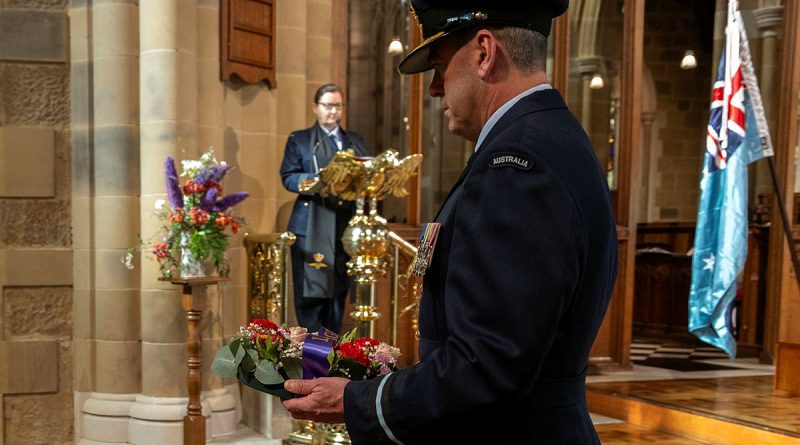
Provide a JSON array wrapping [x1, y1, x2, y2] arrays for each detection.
[[200, 149, 216, 166], [181, 160, 205, 178], [121, 251, 135, 270], [154, 199, 166, 210]]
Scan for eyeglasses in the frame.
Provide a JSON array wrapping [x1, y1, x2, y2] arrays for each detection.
[[317, 102, 344, 111]]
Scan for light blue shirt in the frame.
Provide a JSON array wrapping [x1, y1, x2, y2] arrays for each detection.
[[474, 83, 553, 152], [322, 125, 343, 151]]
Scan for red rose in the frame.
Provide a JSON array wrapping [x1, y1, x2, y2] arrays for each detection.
[[355, 338, 379, 348], [252, 318, 280, 332], [338, 342, 369, 366]]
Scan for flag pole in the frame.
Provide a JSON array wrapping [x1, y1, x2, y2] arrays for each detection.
[[734, 0, 800, 292], [765, 157, 800, 291]]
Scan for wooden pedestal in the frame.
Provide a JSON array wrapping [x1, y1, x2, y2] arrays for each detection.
[[169, 277, 228, 445]]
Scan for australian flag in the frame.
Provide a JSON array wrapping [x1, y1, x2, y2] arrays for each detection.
[[688, 3, 772, 359]]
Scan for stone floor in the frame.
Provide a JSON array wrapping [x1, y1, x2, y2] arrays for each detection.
[[209, 425, 282, 444]]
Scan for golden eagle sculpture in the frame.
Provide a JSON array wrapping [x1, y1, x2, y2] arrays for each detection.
[[308, 149, 423, 201]]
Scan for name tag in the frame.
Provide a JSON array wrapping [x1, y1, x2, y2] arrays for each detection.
[[488, 152, 533, 171]]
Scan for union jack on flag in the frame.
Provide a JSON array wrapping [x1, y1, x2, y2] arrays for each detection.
[[706, 27, 745, 172]]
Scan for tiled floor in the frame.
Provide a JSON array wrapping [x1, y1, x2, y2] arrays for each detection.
[[589, 339, 774, 384], [630, 340, 730, 361]]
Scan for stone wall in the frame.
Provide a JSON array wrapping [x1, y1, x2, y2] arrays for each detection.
[[644, 0, 714, 221], [0, 0, 74, 444], [66, 0, 342, 443]]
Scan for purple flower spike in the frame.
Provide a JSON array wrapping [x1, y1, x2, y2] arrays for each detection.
[[201, 187, 219, 212], [212, 192, 249, 212], [164, 156, 184, 209], [211, 164, 229, 182], [194, 167, 214, 186]]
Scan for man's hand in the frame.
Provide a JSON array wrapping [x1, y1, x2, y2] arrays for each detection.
[[299, 177, 322, 193], [281, 377, 349, 424]]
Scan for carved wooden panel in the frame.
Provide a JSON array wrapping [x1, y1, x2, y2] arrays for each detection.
[[221, 0, 276, 87]]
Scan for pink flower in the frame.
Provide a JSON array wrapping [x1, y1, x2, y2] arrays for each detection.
[[374, 343, 401, 362], [288, 326, 308, 344]]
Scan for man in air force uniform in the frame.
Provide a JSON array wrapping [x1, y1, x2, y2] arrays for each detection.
[[282, 2, 618, 443]]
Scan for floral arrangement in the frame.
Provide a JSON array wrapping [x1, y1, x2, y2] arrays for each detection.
[[124, 150, 248, 278], [328, 335, 401, 380], [211, 319, 400, 399]]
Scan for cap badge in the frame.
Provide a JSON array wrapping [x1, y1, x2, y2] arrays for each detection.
[[446, 11, 489, 26]]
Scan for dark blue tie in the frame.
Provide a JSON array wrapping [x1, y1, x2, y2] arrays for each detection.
[[328, 133, 340, 151]]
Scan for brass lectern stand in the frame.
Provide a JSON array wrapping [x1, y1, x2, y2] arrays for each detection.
[[286, 149, 422, 445]]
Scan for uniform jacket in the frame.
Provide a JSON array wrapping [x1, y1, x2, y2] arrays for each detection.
[[280, 122, 368, 236], [343, 89, 618, 444]]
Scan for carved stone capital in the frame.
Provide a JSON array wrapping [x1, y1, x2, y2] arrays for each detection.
[[641, 111, 657, 126], [754, 6, 784, 38], [575, 56, 604, 77]]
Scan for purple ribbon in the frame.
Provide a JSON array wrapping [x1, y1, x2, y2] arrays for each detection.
[[302, 328, 339, 379]]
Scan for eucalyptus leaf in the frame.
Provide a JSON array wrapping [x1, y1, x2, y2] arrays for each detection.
[[210, 345, 238, 378], [242, 348, 260, 373], [283, 357, 303, 380], [341, 327, 358, 344], [233, 341, 245, 366], [230, 338, 242, 356], [247, 348, 259, 365], [240, 349, 256, 373], [255, 360, 285, 385]]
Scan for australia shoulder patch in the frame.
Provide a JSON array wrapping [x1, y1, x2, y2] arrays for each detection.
[[488, 152, 534, 171]]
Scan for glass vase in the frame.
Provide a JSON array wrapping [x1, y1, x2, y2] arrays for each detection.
[[180, 232, 212, 278]]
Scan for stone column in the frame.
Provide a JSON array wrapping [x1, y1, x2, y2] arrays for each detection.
[[307, 0, 333, 112], [753, 4, 785, 365], [131, 1, 205, 443], [753, 6, 784, 197], [195, 0, 242, 439], [576, 56, 603, 164], [639, 111, 656, 222], [235, 0, 310, 438], [72, 1, 142, 443]]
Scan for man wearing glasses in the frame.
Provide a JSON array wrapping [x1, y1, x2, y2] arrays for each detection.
[[280, 83, 369, 333]]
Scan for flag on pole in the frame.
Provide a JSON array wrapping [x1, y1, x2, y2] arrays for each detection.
[[688, 0, 773, 358]]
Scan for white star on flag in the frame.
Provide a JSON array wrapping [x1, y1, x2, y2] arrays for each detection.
[[703, 254, 716, 271]]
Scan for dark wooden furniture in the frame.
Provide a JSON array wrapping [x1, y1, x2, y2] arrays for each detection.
[[221, 0, 276, 87], [633, 249, 692, 339], [633, 223, 768, 354]]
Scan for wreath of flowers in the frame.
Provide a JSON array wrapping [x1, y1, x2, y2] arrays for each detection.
[[211, 319, 400, 398]]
